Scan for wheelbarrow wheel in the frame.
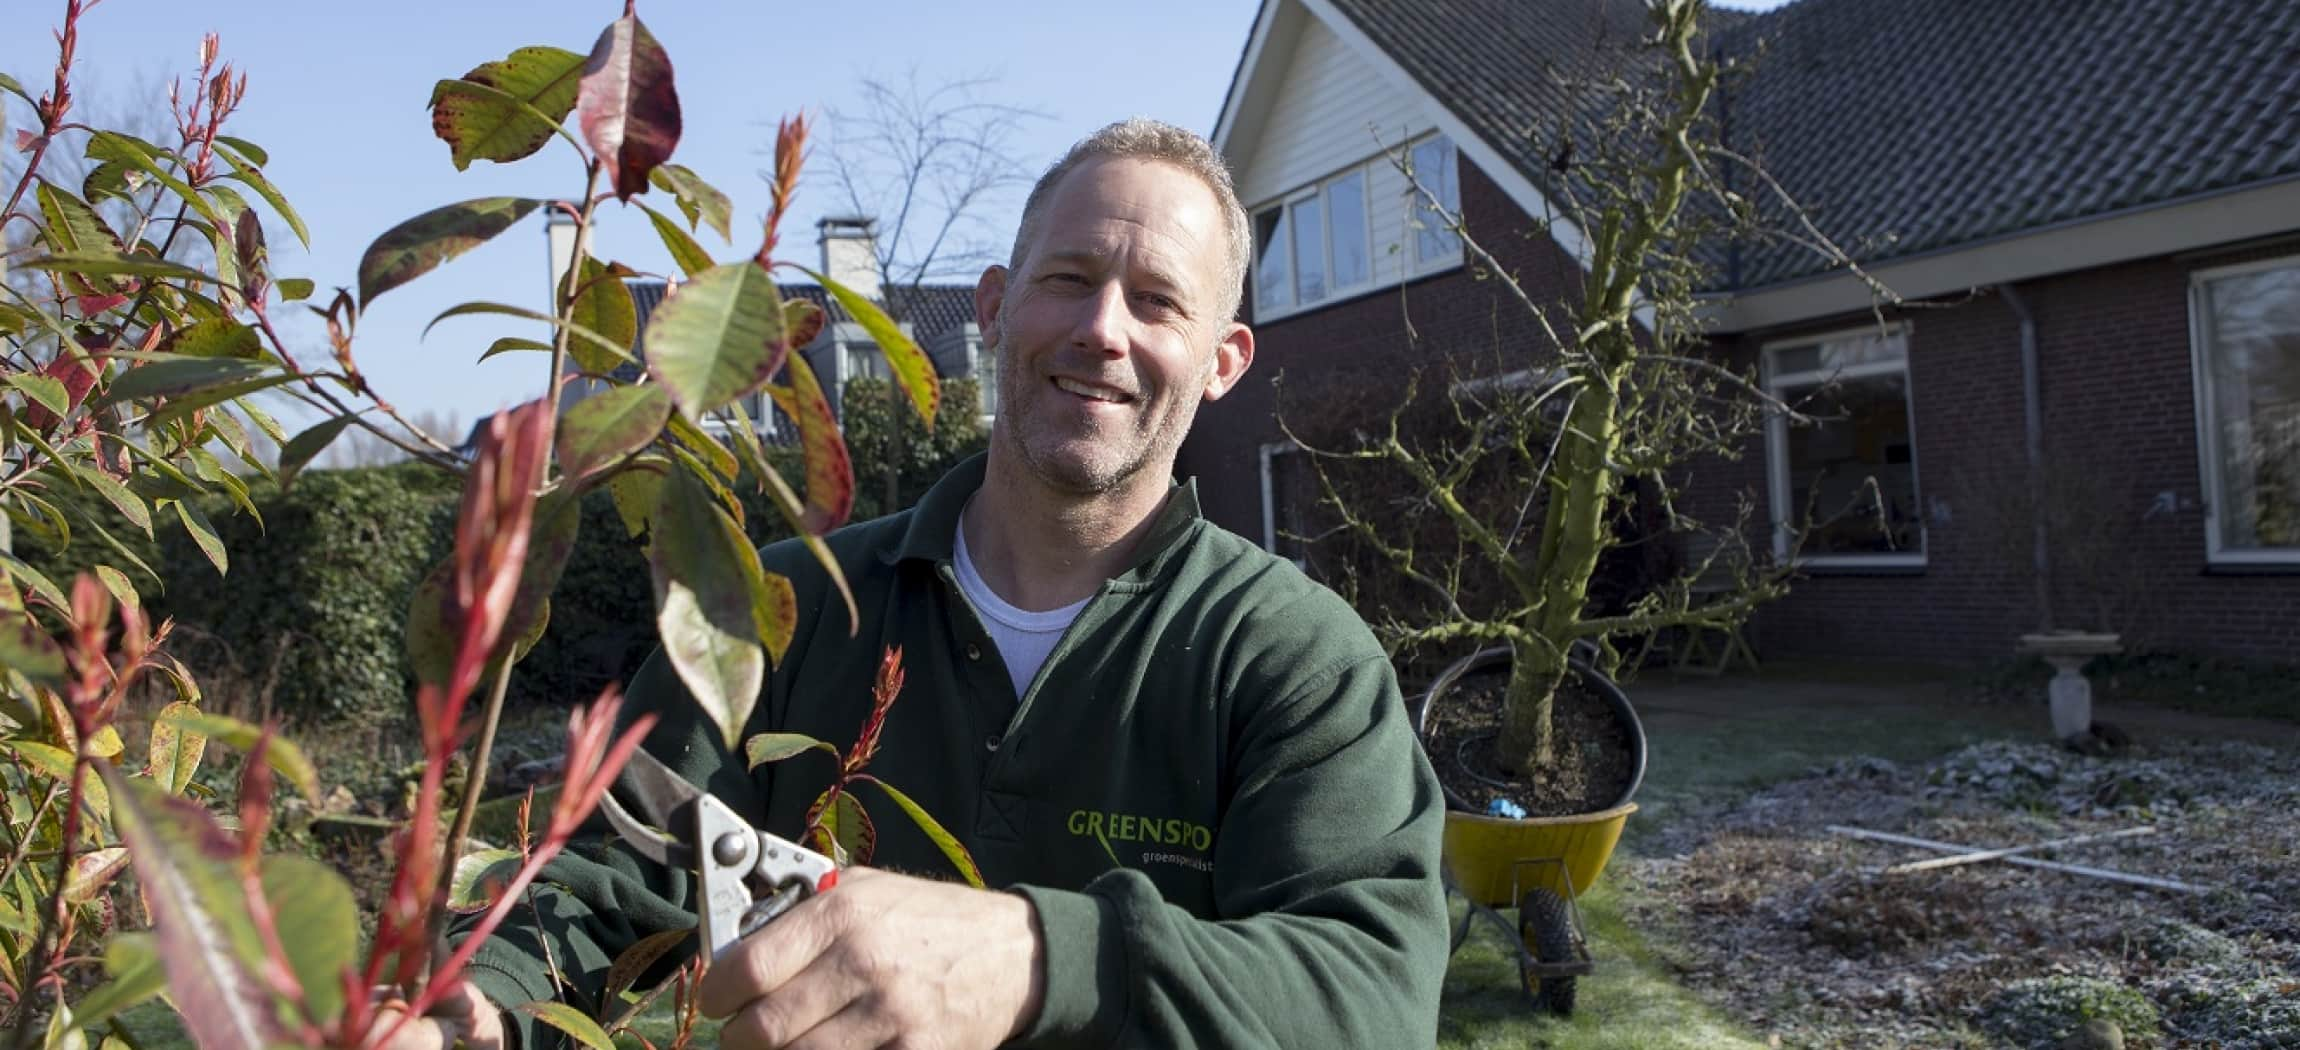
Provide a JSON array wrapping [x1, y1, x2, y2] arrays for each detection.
[[1517, 888, 1578, 1016]]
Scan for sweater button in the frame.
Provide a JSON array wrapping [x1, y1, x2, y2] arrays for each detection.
[[983, 734, 1000, 752], [966, 643, 982, 661]]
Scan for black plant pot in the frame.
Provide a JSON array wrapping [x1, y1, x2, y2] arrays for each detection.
[[1413, 645, 1648, 815]]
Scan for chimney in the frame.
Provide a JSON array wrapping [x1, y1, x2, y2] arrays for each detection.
[[817, 216, 881, 300], [544, 208, 579, 304]]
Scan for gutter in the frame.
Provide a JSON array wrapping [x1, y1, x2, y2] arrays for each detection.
[[1998, 282, 2053, 631]]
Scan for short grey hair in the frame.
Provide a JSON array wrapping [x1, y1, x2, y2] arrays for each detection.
[[1008, 118, 1252, 324]]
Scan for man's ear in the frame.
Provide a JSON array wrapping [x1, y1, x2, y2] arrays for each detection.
[[975, 265, 1009, 332], [1201, 322, 1255, 402]]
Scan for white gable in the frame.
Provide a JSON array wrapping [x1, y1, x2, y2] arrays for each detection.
[[1230, 15, 1433, 209]]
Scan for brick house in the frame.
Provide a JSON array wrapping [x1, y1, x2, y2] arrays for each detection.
[[1177, 0, 2300, 664]]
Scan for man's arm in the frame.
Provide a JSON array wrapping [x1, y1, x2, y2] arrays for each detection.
[[1008, 652, 1449, 1049]]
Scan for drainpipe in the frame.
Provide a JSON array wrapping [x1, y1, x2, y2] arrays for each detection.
[[1998, 283, 2053, 631]]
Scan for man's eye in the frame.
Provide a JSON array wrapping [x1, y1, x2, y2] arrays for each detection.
[[1140, 293, 1179, 311], [1046, 272, 1087, 285]]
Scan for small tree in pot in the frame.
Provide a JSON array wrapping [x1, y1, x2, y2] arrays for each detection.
[[1283, 0, 1888, 798]]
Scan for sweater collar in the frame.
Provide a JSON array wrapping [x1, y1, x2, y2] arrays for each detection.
[[885, 453, 1204, 584]]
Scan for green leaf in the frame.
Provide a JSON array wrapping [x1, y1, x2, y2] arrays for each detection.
[[829, 791, 874, 865], [162, 318, 264, 359], [84, 516, 163, 588], [18, 252, 217, 285], [517, 1002, 617, 1050], [64, 933, 166, 1033], [647, 165, 731, 242], [279, 416, 356, 487], [240, 400, 289, 445], [1, 741, 105, 822], [862, 778, 986, 888], [649, 468, 764, 751], [601, 928, 690, 1006], [99, 356, 275, 404], [424, 300, 631, 367], [0, 609, 66, 687], [74, 466, 153, 537], [1, 551, 71, 611], [559, 385, 670, 482], [428, 46, 586, 170], [81, 160, 139, 205], [141, 374, 300, 433], [748, 562, 798, 666], [172, 499, 227, 576], [664, 410, 738, 481], [359, 197, 542, 305], [274, 277, 315, 301], [3, 372, 70, 417], [448, 848, 523, 912], [92, 564, 138, 611], [642, 262, 790, 422], [260, 854, 359, 1026], [607, 462, 664, 539], [743, 732, 835, 770], [479, 336, 554, 361], [638, 201, 713, 278], [99, 770, 290, 1048], [0, 71, 31, 104], [64, 847, 131, 904], [36, 182, 124, 256], [213, 135, 270, 167], [578, 13, 682, 201], [85, 131, 227, 230], [171, 712, 320, 801], [566, 256, 638, 374], [804, 267, 940, 426], [214, 146, 309, 248], [148, 701, 208, 795], [766, 354, 854, 533]]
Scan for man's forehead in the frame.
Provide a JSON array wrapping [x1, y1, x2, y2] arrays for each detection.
[[1031, 158, 1220, 269]]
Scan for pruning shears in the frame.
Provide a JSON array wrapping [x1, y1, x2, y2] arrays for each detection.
[[597, 747, 840, 961]]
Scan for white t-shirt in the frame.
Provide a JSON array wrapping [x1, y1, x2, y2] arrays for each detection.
[[954, 520, 1088, 699]]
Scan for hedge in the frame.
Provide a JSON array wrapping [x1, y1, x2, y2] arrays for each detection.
[[18, 379, 990, 727]]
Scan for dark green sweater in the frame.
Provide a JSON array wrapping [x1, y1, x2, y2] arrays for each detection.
[[463, 455, 1449, 1048]]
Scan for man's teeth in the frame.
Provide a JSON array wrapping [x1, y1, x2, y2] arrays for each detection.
[[1056, 378, 1123, 402]]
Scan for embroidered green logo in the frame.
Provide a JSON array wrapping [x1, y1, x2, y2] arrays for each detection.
[[1067, 808, 1214, 869]]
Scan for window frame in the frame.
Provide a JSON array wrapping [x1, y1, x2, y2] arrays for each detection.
[[1407, 134, 1462, 272], [1245, 138, 1464, 323], [1762, 323, 1927, 570], [2189, 253, 2300, 566]]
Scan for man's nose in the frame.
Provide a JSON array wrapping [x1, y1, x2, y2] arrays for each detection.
[[1070, 280, 1130, 357]]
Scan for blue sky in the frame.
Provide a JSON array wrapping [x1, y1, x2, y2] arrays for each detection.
[[4, 0, 1787, 431]]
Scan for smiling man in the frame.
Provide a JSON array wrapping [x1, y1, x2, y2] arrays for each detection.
[[420, 119, 1449, 1050]]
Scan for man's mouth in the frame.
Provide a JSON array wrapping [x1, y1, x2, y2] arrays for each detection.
[[1053, 377, 1132, 404]]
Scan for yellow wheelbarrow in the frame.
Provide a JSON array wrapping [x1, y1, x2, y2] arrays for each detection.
[[1418, 647, 1646, 1016]]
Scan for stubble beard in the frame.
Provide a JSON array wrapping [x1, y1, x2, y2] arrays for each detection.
[[991, 317, 1209, 497]]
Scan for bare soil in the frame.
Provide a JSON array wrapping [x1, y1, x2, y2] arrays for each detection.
[[1616, 736, 2300, 1049], [1422, 668, 1639, 818]]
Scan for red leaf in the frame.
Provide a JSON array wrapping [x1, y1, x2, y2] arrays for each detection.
[[577, 12, 681, 201], [21, 351, 99, 435], [766, 354, 853, 533]]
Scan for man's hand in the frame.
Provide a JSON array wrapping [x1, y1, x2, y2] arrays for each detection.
[[365, 977, 507, 1050], [698, 867, 1047, 1050]]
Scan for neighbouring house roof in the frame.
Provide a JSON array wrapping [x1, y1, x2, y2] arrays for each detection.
[[1264, 0, 2300, 292]]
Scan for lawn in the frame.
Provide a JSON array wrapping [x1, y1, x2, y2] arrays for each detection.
[[109, 666, 2043, 1049]]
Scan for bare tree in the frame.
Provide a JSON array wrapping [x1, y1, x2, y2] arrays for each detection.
[[796, 69, 1046, 508]]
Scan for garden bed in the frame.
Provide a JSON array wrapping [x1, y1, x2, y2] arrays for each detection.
[[1617, 737, 2300, 1048]]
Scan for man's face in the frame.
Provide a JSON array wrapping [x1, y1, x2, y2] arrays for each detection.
[[976, 157, 1252, 496]]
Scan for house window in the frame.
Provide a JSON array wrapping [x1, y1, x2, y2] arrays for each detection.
[[1410, 135, 1461, 266], [2192, 256, 2300, 562], [1764, 326, 1924, 566], [1258, 441, 1311, 569], [1326, 171, 1370, 291], [844, 343, 890, 383], [1289, 192, 1325, 303], [1254, 207, 1292, 314], [975, 343, 999, 417]]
